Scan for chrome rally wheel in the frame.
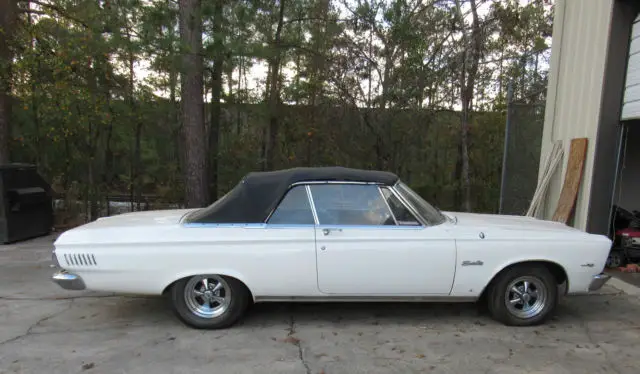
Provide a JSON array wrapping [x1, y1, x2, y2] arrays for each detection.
[[504, 276, 548, 319], [170, 274, 250, 329], [487, 264, 558, 326], [184, 275, 231, 319]]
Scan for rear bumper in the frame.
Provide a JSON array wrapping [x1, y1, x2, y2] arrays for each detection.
[[52, 270, 86, 290], [588, 273, 611, 292]]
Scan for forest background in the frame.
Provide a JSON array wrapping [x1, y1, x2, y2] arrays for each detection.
[[0, 0, 553, 226]]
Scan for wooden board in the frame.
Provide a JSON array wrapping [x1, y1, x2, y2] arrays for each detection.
[[552, 138, 588, 223]]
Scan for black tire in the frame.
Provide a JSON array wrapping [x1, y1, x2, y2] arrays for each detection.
[[606, 250, 626, 268], [487, 264, 558, 326], [170, 274, 250, 329]]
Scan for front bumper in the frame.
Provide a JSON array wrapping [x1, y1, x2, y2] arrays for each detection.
[[588, 272, 611, 292], [52, 270, 86, 290]]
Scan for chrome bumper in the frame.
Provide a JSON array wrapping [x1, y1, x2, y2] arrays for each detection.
[[588, 273, 611, 292], [52, 270, 86, 290]]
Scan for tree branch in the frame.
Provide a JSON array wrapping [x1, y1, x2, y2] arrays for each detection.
[[17, 0, 90, 28], [282, 16, 347, 26]]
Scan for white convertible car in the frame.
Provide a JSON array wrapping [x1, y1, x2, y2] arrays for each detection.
[[51, 167, 612, 329]]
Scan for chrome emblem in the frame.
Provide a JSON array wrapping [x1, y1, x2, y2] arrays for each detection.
[[462, 260, 484, 266]]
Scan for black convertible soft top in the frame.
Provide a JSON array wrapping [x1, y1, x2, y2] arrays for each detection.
[[185, 166, 399, 224]]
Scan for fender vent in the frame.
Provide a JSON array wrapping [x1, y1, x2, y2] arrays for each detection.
[[64, 253, 98, 266]]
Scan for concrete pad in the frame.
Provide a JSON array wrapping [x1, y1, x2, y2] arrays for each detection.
[[607, 277, 640, 296], [2, 235, 640, 374]]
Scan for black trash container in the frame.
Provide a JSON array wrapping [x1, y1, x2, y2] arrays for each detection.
[[0, 164, 54, 244]]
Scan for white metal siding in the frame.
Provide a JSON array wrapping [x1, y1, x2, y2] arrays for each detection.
[[621, 14, 640, 120], [539, 0, 614, 230]]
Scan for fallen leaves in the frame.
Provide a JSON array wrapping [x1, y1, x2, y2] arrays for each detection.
[[81, 362, 95, 371], [282, 335, 300, 344]]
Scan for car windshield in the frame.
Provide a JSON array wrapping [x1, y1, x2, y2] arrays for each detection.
[[394, 182, 446, 226]]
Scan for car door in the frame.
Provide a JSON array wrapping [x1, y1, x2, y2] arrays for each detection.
[[309, 183, 456, 295], [257, 185, 318, 296]]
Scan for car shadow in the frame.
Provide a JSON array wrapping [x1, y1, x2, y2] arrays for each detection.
[[69, 293, 639, 331], [238, 301, 493, 328], [82, 296, 493, 329]]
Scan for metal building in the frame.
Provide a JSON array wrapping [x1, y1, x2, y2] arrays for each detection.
[[538, 0, 640, 235]]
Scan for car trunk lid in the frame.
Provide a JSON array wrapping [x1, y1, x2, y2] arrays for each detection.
[[82, 209, 197, 229]]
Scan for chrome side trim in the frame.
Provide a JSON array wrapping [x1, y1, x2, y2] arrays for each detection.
[[52, 270, 86, 290], [305, 184, 320, 225], [184, 222, 267, 228], [253, 295, 478, 303], [315, 224, 425, 230], [184, 222, 425, 230], [184, 223, 315, 228], [290, 181, 382, 186], [588, 273, 611, 292]]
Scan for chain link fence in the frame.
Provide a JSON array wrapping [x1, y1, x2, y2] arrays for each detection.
[[499, 87, 546, 216]]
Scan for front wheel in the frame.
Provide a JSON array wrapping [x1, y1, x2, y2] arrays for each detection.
[[170, 274, 250, 329], [487, 265, 558, 326]]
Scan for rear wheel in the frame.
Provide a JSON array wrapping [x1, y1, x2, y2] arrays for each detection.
[[487, 265, 558, 326], [170, 274, 250, 329]]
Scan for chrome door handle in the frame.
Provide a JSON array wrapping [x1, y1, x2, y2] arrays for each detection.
[[322, 228, 342, 236]]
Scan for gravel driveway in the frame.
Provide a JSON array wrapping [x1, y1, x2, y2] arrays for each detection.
[[1, 234, 640, 374]]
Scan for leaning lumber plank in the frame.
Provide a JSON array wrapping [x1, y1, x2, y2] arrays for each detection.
[[552, 138, 588, 224]]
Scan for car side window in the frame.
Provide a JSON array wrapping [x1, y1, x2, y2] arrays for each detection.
[[309, 184, 395, 226], [267, 186, 315, 225], [380, 187, 421, 226]]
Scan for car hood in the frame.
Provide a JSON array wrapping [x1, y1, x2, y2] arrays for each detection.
[[443, 211, 581, 232]]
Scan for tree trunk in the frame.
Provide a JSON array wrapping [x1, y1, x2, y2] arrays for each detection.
[[263, 0, 286, 171], [104, 121, 113, 216], [103, 67, 114, 217], [128, 36, 138, 211], [309, 0, 328, 106], [0, 0, 17, 164], [26, 5, 42, 167], [179, 0, 208, 207], [168, 41, 181, 179], [209, 0, 224, 201], [455, 0, 481, 212], [134, 122, 142, 210]]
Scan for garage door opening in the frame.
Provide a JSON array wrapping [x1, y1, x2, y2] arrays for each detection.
[[608, 122, 640, 270]]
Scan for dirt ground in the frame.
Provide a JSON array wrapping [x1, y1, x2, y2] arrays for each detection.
[[2, 234, 640, 374]]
